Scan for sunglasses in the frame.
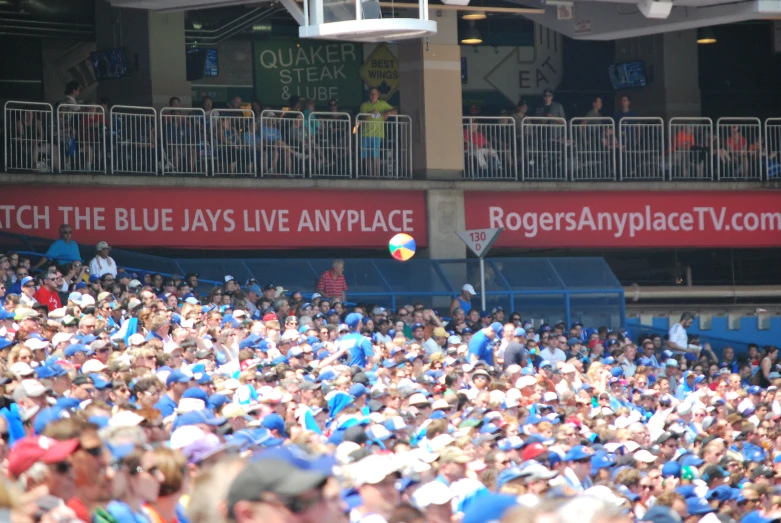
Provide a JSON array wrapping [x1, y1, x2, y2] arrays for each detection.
[[80, 445, 104, 457], [55, 461, 73, 474]]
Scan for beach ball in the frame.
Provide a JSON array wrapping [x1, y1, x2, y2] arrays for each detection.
[[389, 233, 416, 261]]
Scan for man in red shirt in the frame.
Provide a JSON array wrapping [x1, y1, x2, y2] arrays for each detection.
[[33, 272, 62, 312], [317, 259, 348, 302]]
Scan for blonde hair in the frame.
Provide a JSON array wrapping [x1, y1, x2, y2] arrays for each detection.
[[154, 447, 187, 497]]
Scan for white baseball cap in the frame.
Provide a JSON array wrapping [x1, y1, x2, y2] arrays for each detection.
[[462, 284, 477, 296], [24, 338, 49, 351], [52, 332, 74, 347], [412, 481, 456, 509], [81, 359, 107, 374]]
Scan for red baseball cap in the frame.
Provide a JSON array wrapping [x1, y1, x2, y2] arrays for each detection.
[[262, 313, 278, 322], [521, 442, 547, 461], [8, 436, 80, 478]]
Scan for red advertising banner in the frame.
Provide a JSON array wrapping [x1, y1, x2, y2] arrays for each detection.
[[0, 185, 428, 249], [465, 191, 781, 248]]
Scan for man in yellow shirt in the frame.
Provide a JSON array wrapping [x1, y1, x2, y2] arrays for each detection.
[[359, 87, 397, 176]]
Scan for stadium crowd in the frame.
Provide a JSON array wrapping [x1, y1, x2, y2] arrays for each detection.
[[0, 237, 781, 523]]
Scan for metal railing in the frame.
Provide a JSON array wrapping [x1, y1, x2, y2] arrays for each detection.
[[521, 117, 568, 181], [355, 113, 412, 179], [569, 117, 616, 181], [308, 111, 352, 178], [110, 106, 158, 175], [57, 104, 107, 173], [668, 117, 713, 181], [160, 107, 208, 176], [4, 101, 54, 173], [259, 110, 307, 177], [210, 109, 257, 177], [6, 101, 781, 182], [716, 117, 763, 181], [462, 116, 517, 180]]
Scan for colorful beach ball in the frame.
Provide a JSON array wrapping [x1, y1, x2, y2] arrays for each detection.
[[389, 233, 416, 261]]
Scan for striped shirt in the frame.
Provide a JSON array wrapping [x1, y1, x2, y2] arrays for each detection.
[[317, 270, 347, 298]]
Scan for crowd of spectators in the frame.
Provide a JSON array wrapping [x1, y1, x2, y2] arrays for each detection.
[[0, 228, 779, 523]]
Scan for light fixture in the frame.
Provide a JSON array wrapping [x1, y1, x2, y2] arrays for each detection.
[[697, 27, 717, 44], [462, 11, 487, 19], [461, 21, 482, 44], [191, 21, 203, 30]]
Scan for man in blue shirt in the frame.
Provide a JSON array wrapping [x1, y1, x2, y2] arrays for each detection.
[[468, 322, 502, 366], [33, 224, 81, 269], [335, 313, 375, 368], [154, 370, 193, 418]]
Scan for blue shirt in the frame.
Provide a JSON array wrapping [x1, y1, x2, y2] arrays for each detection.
[[154, 394, 178, 418], [467, 330, 494, 365], [107, 501, 151, 523], [337, 332, 374, 367], [45, 239, 81, 262], [457, 296, 472, 315]]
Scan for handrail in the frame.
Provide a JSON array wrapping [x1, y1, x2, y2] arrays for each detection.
[[6, 100, 781, 181]]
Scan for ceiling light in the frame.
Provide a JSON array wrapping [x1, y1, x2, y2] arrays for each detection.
[[697, 27, 717, 44], [461, 22, 482, 44], [462, 11, 487, 19]]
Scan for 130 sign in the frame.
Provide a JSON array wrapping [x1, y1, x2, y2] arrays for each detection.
[[456, 228, 503, 258]]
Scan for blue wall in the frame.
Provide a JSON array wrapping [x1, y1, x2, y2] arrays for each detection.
[[627, 316, 781, 356]]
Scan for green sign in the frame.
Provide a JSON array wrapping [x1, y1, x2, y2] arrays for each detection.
[[254, 41, 363, 107]]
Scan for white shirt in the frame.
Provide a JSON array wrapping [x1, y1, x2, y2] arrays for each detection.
[[539, 347, 566, 365], [668, 323, 688, 351], [89, 255, 117, 277]]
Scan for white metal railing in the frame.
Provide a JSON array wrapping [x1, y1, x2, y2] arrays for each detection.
[[668, 117, 714, 181], [618, 117, 665, 181], [569, 117, 617, 181], [4, 101, 54, 173], [210, 109, 257, 177], [308, 111, 352, 178], [462, 117, 517, 180], [355, 113, 412, 179], [259, 110, 307, 177], [110, 106, 158, 175], [57, 104, 107, 173], [716, 117, 763, 181], [160, 107, 208, 176], [765, 118, 781, 180], [5, 101, 781, 183], [521, 117, 567, 181]]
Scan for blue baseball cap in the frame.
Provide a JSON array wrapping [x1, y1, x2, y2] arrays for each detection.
[[411, 322, 424, 331], [490, 322, 503, 337], [514, 327, 526, 337], [260, 413, 289, 438], [661, 461, 682, 478], [462, 494, 518, 523], [208, 393, 230, 410], [479, 310, 491, 319], [349, 384, 367, 398], [183, 387, 209, 402], [747, 385, 762, 395], [0, 309, 14, 321], [564, 445, 591, 461], [686, 497, 715, 516], [64, 344, 93, 358], [590, 451, 615, 473], [345, 313, 363, 329], [172, 410, 227, 430], [166, 369, 194, 388], [36, 364, 68, 379], [33, 407, 65, 435], [496, 466, 527, 489], [90, 374, 113, 390]]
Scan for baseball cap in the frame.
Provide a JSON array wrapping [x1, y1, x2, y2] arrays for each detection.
[[564, 445, 592, 461], [521, 443, 546, 461], [7, 436, 80, 478], [227, 458, 329, 519], [260, 414, 289, 438], [411, 481, 455, 509], [462, 284, 476, 295]]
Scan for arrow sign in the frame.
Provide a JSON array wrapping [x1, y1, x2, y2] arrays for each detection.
[[456, 228, 503, 259]]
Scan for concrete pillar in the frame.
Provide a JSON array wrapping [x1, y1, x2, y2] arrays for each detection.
[[95, 0, 190, 108], [614, 29, 701, 118], [398, 11, 464, 179], [426, 189, 466, 259]]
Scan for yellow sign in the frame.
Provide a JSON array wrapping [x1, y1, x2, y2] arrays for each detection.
[[360, 44, 399, 100]]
